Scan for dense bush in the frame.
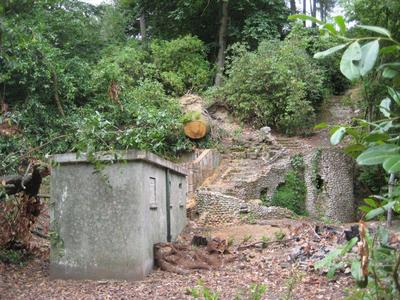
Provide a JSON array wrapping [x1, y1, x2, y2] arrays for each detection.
[[150, 36, 213, 95], [0, 35, 213, 175], [73, 80, 191, 157], [286, 24, 351, 95], [212, 39, 327, 135]]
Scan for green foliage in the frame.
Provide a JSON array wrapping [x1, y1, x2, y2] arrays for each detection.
[[0, 246, 33, 266], [357, 165, 387, 194], [235, 283, 268, 300], [274, 230, 286, 241], [73, 81, 191, 157], [0, 2, 212, 175], [212, 39, 326, 135], [314, 237, 358, 279], [150, 36, 213, 95], [340, 0, 400, 40], [292, 14, 400, 299], [286, 24, 351, 95], [122, 0, 289, 56], [187, 280, 219, 300], [270, 171, 307, 215]]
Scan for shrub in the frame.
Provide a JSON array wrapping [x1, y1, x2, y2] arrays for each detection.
[[286, 24, 350, 95], [72, 80, 192, 158], [213, 39, 326, 135], [151, 35, 213, 95]]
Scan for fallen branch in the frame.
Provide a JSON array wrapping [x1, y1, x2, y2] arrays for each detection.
[[237, 238, 296, 250], [31, 229, 48, 240], [307, 223, 321, 240]]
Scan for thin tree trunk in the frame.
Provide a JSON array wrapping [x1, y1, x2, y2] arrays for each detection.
[[214, 0, 228, 87], [290, 0, 296, 14], [303, 0, 307, 26], [310, 0, 317, 27], [320, 1, 324, 21], [139, 13, 146, 41], [51, 70, 65, 117], [387, 173, 395, 227]]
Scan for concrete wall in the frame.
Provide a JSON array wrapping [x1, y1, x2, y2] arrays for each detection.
[[50, 150, 187, 280], [181, 149, 221, 199]]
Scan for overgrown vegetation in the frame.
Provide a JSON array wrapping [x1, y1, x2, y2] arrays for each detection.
[[265, 154, 307, 215], [210, 39, 327, 135], [292, 11, 400, 298]]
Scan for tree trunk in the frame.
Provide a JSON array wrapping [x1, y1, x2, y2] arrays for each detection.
[[139, 13, 146, 41], [51, 70, 65, 117], [303, 0, 307, 26], [310, 0, 317, 27], [290, 0, 296, 14], [214, 0, 228, 87], [183, 113, 210, 139], [320, 1, 324, 21], [387, 173, 396, 227]]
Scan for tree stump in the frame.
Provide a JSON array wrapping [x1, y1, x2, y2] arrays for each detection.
[[183, 114, 209, 139]]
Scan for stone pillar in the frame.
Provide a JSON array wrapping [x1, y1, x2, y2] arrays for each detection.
[[304, 148, 356, 222]]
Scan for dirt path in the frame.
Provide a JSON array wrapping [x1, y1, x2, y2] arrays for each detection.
[[1, 220, 353, 300]]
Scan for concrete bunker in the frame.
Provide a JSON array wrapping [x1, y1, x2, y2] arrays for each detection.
[[50, 150, 187, 280]]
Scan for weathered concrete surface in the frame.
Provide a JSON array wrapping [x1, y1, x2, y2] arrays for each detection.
[[183, 149, 221, 198], [50, 150, 187, 280], [304, 149, 356, 222]]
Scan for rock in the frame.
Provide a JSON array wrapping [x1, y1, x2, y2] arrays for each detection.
[[248, 199, 263, 206], [252, 206, 295, 219], [259, 126, 275, 144]]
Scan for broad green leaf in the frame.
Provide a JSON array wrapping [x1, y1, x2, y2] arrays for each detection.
[[340, 42, 362, 81], [365, 207, 385, 219], [351, 261, 363, 282], [364, 197, 377, 208], [365, 132, 389, 143], [356, 144, 400, 165], [314, 122, 328, 129], [380, 45, 400, 55], [382, 155, 400, 173], [359, 40, 379, 76], [341, 237, 358, 255], [379, 62, 400, 70], [323, 23, 337, 35], [359, 205, 372, 213], [365, 201, 395, 220], [379, 98, 391, 117], [357, 25, 391, 38], [344, 144, 366, 152], [373, 121, 393, 133], [388, 87, 400, 105], [330, 127, 346, 145], [382, 68, 399, 79], [288, 14, 324, 25], [314, 44, 348, 59], [334, 16, 346, 34]]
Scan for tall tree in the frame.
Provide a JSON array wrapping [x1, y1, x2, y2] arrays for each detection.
[[289, 0, 296, 14], [215, 0, 229, 86]]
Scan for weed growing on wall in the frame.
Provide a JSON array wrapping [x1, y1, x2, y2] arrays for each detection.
[[268, 155, 307, 215]]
